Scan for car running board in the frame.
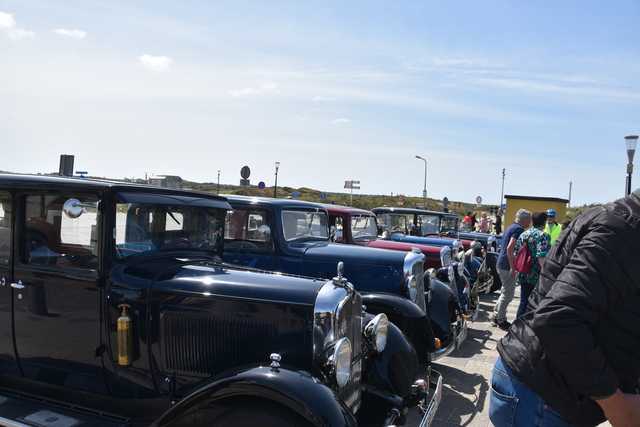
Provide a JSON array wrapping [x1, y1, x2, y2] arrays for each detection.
[[0, 392, 128, 427]]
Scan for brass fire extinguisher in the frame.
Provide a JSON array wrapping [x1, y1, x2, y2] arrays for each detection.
[[117, 304, 133, 367]]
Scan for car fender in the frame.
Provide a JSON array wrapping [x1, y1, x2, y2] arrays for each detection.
[[151, 365, 357, 427], [428, 279, 458, 334], [363, 313, 418, 388], [361, 292, 434, 360]]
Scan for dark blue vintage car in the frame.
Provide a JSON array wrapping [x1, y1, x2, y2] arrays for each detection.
[[222, 195, 467, 364], [0, 175, 441, 427]]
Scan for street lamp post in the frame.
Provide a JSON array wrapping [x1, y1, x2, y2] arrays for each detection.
[[217, 170, 220, 194], [625, 135, 638, 196], [274, 162, 280, 198], [415, 155, 427, 209]]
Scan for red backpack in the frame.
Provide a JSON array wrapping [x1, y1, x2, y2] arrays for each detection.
[[514, 239, 534, 273]]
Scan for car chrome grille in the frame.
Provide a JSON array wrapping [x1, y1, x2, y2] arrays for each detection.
[[160, 308, 278, 375], [337, 291, 363, 413], [413, 263, 427, 314]]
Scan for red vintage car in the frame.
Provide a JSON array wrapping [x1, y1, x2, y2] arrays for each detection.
[[324, 204, 479, 322]]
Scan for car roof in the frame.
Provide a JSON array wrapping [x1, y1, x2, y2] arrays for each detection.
[[321, 204, 375, 216], [223, 194, 328, 210], [0, 173, 230, 207]]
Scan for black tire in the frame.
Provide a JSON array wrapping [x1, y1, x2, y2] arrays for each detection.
[[212, 403, 309, 427], [387, 353, 414, 398]]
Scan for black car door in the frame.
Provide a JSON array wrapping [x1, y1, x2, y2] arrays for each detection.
[[11, 190, 107, 395], [0, 189, 17, 376]]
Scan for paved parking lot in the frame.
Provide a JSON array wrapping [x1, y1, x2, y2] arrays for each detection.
[[407, 287, 612, 427]]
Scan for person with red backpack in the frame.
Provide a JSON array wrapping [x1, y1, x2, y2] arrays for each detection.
[[514, 210, 551, 318]]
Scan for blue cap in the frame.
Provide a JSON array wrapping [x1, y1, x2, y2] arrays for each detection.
[[547, 209, 556, 216]]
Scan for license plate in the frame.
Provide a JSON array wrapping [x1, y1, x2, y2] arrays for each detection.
[[419, 372, 443, 427], [457, 320, 468, 348]]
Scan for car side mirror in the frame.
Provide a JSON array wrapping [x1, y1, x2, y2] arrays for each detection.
[[258, 225, 271, 241], [63, 198, 98, 219]]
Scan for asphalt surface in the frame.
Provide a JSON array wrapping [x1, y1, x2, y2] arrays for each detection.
[[406, 287, 613, 427]]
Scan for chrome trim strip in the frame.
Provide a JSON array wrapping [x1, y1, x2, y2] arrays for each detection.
[[0, 418, 31, 427]]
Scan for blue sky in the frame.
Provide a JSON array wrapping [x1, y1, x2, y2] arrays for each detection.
[[2, 1, 639, 207]]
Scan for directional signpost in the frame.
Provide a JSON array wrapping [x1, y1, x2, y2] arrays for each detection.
[[344, 180, 360, 207]]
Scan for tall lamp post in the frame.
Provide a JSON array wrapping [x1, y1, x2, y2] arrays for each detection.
[[217, 170, 220, 194], [625, 135, 638, 196], [274, 162, 280, 198], [415, 155, 427, 209]]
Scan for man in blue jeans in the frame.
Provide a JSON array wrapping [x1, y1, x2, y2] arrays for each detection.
[[490, 191, 640, 426], [490, 209, 530, 330]]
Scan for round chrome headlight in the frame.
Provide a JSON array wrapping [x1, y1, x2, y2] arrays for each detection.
[[405, 275, 418, 302], [452, 240, 463, 256], [425, 267, 437, 290], [447, 266, 454, 284], [455, 261, 464, 276], [331, 338, 352, 387], [364, 313, 388, 353]]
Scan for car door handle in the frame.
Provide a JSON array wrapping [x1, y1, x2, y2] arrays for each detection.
[[11, 281, 24, 289]]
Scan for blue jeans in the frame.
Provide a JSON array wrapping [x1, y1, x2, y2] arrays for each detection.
[[517, 282, 534, 318], [489, 356, 574, 427]]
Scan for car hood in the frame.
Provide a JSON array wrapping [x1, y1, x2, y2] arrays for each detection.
[[120, 257, 323, 306], [367, 239, 442, 256], [302, 241, 409, 266], [391, 233, 457, 247]]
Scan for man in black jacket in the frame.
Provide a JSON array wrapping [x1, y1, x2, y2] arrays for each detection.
[[489, 190, 640, 427]]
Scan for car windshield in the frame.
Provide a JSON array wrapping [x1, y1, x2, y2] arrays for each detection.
[[351, 215, 377, 241], [282, 209, 329, 241], [377, 213, 407, 234], [417, 215, 440, 235], [441, 216, 459, 232], [114, 200, 225, 259]]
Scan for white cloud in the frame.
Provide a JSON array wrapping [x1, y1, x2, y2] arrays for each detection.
[[54, 28, 86, 39], [0, 11, 35, 41], [138, 54, 173, 73], [311, 95, 336, 102], [334, 118, 350, 124], [229, 81, 277, 97], [294, 115, 309, 121]]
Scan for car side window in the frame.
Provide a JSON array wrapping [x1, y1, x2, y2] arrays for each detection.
[[0, 192, 11, 265], [22, 194, 98, 269], [224, 209, 271, 250]]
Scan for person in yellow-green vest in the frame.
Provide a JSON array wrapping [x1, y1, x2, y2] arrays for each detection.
[[544, 209, 562, 244]]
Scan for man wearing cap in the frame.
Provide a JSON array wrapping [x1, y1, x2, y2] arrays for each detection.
[[544, 209, 562, 245]]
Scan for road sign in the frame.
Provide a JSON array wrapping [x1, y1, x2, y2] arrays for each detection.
[[258, 181, 265, 189], [320, 193, 326, 199], [502, 203, 506, 210], [240, 166, 251, 179], [344, 180, 360, 189], [476, 196, 482, 204]]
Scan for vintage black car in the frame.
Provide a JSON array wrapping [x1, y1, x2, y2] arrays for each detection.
[[0, 175, 441, 427], [372, 206, 500, 293], [222, 195, 467, 364]]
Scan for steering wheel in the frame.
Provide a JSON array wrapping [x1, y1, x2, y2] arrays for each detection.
[[161, 238, 192, 249]]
